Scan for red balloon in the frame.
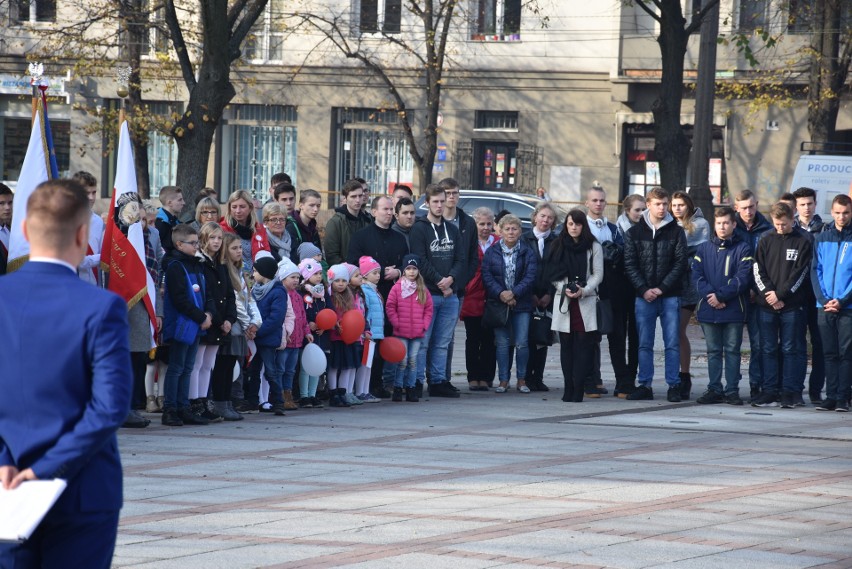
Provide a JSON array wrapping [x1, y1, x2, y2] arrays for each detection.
[[379, 337, 406, 364], [340, 310, 366, 344], [315, 308, 337, 331]]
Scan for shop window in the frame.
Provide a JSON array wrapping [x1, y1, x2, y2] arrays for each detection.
[[472, 0, 521, 41], [10, 0, 56, 23], [355, 0, 402, 35]]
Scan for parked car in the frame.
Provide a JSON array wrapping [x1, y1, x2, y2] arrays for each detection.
[[414, 190, 568, 231]]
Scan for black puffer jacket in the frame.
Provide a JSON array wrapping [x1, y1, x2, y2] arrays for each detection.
[[199, 252, 237, 345], [623, 211, 689, 298]]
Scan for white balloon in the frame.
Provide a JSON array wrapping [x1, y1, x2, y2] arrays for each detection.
[[301, 343, 327, 376]]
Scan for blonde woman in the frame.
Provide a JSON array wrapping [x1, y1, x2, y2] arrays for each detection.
[[219, 190, 271, 276]]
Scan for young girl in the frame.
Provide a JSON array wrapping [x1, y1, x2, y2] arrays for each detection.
[[326, 264, 359, 408], [189, 222, 236, 422], [210, 233, 259, 420], [298, 259, 329, 408], [278, 259, 313, 410], [386, 254, 433, 402], [356, 256, 384, 403], [343, 264, 367, 406], [670, 191, 710, 400]]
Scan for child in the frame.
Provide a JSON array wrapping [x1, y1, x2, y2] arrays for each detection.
[[298, 259, 328, 407], [344, 264, 367, 406], [278, 258, 313, 410], [298, 242, 324, 264], [155, 186, 185, 254], [160, 224, 215, 426], [251, 255, 289, 415], [386, 254, 433, 402], [356, 256, 384, 403], [326, 264, 360, 407]]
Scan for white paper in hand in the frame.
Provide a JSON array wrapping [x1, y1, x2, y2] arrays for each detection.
[[0, 479, 67, 542]]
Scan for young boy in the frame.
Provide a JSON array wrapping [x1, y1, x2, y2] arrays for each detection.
[[751, 203, 813, 408], [156, 186, 185, 254], [692, 207, 753, 405], [161, 224, 214, 426], [278, 258, 313, 410], [251, 256, 289, 415]]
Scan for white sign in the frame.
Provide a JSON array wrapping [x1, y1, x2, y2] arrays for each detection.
[[0, 73, 69, 101]]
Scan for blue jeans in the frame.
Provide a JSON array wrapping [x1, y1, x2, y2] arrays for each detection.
[[635, 296, 680, 387], [700, 321, 743, 395], [494, 310, 531, 382], [394, 337, 422, 388], [744, 302, 763, 388], [280, 347, 300, 391], [163, 338, 200, 410], [258, 346, 285, 404], [416, 294, 459, 385], [818, 310, 852, 402], [758, 307, 806, 394]]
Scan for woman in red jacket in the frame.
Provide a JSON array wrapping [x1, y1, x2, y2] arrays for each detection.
[[459, 207, 500, 391], [219, 190, 270, 280]]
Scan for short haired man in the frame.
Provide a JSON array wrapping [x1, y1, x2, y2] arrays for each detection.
[[623, 187, 689, 402], [410, 184, 465, 398], [392, 197, 416, 248], [0, 179, 132, 568], [811, 194, 852, 411], [584, 184, 627, 397], [0, 183, 13, 275], [391, 184, 414, 207], [155, 185, 185, 253], [266, 172, 291, 203], [355, 177, 371, 216], [734, 189, 773, 401], [273, 182, 297, 218], [693, 207, 753, 405], [751, 202, 813, 408], [792, 186, 826, 402], [71, 170, 104, 286], [286, 189, 323, 263], [324, 180, 371, 266]]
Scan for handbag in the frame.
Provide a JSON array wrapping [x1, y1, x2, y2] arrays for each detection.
[[529, 308, 554, 346], [482, 298, 510, 328], [596, 298, 614, 335]]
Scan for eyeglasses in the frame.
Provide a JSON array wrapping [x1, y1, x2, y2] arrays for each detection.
[[180, 240, 200, 247], [444, 191, 459, 197], [267, 217, 286, 224], [200, 210, 218, 216]]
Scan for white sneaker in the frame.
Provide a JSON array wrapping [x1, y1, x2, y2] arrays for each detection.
[[345, 392, 363, 405], [362, 393, 381, 403]]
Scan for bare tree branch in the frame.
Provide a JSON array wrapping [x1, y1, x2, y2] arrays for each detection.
[[634, 0, 663, 24], [163, 0, 196, 89]]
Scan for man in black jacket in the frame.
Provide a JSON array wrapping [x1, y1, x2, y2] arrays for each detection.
[[623, 187, 689, 402], [751, 202, 813, 409]]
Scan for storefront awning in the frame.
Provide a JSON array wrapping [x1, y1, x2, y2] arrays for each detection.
[[616, 111, 727, 127]]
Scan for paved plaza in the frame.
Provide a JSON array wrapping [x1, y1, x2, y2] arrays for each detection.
[[114, 325, 852, 568]]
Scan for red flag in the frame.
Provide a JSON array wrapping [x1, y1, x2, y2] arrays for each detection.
[[102, 121, 157, 346]]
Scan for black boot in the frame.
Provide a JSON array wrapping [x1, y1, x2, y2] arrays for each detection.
[[336, 388, 351, 407], [392, 387, 403, 402], [679, 372, 692, 400]]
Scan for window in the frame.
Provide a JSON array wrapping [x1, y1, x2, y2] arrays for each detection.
[[788, 0, 852, 34], [475, 111, 519, 131], [244, 0, 284, 62], [472, 0, 521, 41], [146, 103, 180, 197], [10, 0, 56, 23], [355, 0, 401, 35], [738, 0, 770, 31], [1, 117, 69, 181]]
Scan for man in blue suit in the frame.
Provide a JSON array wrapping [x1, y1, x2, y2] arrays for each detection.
[[0, 179, 132, 569]]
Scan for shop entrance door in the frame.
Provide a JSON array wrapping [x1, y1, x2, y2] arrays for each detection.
[[473, 141, 517, 191]]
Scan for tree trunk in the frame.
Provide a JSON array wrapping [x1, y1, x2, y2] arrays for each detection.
[[807, 0, 843, 144], [652, 0, 691, 194]]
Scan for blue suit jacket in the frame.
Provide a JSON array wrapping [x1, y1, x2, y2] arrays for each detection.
[[0, 261, 131, 514]]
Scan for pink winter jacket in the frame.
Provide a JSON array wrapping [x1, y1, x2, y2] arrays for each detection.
[[284, 288, 311, 349], [386, 281, 434, 339]]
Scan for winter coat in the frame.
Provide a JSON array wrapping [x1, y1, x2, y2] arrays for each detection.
[[797, 213, 825, 235], [481, 240, 538, 314], [550, 241, 604, 333], [161, 250, 215, 343], [287, 215, 323, 263], [521, 230, 556, 298], [233, 276, 261, 336], [199, 252, 237, 345], [284, 288, 311, 348], [386, 281, 434, 339], [461, 235, 500, 318], [219, 218, 271, 265], [254, 280, 288, 348], [303, 285, 331, 351], [735, 211, 772, 255], [623, 210, 689, 297], [811, 224, 852, 310], [155, 207, 180, 253], [446, 207, 478, 295], [346, 223, 408, 299], [329, 293, 363, 343], [361, 282, 385, 340], [409, 216, 465, 295], [691, 234, 752, 324], [323, 205, 371, 266], [753, 230, 813, 312]]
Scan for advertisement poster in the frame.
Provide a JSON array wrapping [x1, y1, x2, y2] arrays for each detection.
[[496, 154, 505, 173]]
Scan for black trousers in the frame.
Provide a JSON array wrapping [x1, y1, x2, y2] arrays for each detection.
[[212, 354, 239, 401], [609, 289, 639, 392], [527, 345, 549, 386], [560, 331, 597, 401], [130, 351, 148, 409], [463, 316, 497, 384]]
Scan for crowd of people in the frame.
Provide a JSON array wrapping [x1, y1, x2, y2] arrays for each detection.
[[1, 174, 850, 428]]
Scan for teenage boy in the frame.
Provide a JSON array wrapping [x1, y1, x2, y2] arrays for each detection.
[[734, 189, 773, 401], [692, 207, 753, 405], [155, 185, 185, 253], [793, 186, 826, 402], [391, 184, 414, 207], [410, 184, 465, 398], [324, 180, 370, 265], [265, 172, 291, 204], [274, 182, 297, 219], [287, 189, 324, 263], [812, 194, 852, 412], [623, 187, 689, 402], [751, 202, 813, 408], [71, 171, 104, 286], [160, 224, 215, 426]]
